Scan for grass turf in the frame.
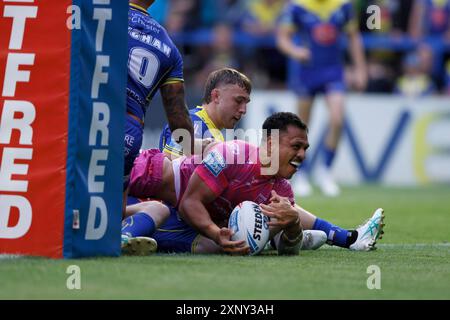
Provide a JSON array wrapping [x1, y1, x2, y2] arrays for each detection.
[[0, 185, 449, 300]]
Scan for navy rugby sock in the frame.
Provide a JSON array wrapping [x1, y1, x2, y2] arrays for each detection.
[[121, 212, 156, 237], [312, 218, 353, 248], [322, 145, 336, 168]]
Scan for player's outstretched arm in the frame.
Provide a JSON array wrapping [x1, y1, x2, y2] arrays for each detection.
[[160, 82, 195, 155], [347, 27, 367, 91], [276, 25, 311, 62], [179, 172, 249, 255]]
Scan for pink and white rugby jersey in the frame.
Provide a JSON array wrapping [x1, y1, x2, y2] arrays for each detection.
[[174, 140, 294, 226]]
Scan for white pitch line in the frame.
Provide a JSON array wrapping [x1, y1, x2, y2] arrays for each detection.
[[0, 254, 24, 260], [322, 243, 450, 250], [1, 244, 449, 258], [377, 243, 450, 248]]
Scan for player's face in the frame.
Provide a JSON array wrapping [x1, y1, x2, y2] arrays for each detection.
[[275, 125, 309, 179], [215, 84, 250, 129]]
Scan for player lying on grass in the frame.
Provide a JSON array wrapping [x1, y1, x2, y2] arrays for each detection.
[[124, 67, 327, 253], [121, 112, 385, 255]]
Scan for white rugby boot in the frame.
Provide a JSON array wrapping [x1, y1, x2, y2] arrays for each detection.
[[293, 173, 313, 197], [350, 208, 385, 251], [121, 235, 157, 256], [314, 165, 341, 197], [300, 230, 327, 250]]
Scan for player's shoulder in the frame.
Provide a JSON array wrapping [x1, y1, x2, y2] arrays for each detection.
[[225, 140, 257, 151], [190, 106, 204, 118], [129, 7, 178, 46], [189, 107, 208, 134], [226, 140, 258, 164], [209, 140, 252, 155], [274, 178, 293, 188], [160, 123, 171, 136]]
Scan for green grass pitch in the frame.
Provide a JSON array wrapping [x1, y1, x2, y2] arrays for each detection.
[[1, 185, 449, 299]]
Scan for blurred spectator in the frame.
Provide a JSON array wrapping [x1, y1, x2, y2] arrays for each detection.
[[164, 0, 248, 33], [417, 43, 435, 74], [201, 0, 246, 27], [147, 0, 169, 24], [155, 0, 450, 95], [358, 0, 414, 92], [359, 0, 413, 35], [409, 0, 450, 40], [237, 0, 287, 88], [346, 54, 394, 92], [192, 23, 241, 93], [165, 0, 201, 33], [395, 47, 436, 96], [445, 59, 450, 94], [239, 0, 285, 35]]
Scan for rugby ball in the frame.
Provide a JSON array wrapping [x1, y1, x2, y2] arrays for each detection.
[[228, 201, 270, 255]]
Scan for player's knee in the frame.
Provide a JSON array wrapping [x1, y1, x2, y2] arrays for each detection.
[[329, 113, 344, 130], [138, 201, 170, 225]]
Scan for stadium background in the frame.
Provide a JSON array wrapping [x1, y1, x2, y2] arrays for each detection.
[[142, 0, 450, 187]]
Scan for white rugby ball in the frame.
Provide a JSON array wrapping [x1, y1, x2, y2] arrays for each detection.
[[228, 201, 270, 256]]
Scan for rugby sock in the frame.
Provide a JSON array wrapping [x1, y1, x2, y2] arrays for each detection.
[[346, 230, 358, 247], [312, 218, 353, 248], [322, 145, 336, 168], [121, 212, 156, 237]]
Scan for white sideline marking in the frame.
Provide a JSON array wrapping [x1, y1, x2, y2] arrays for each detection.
[[0, 244, 448, 259], [377, 243, 450, 249], [0, 254, 24, 260], [324, 243, 450, 250]]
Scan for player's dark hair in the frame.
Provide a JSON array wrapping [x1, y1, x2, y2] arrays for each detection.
[[203, 68, 252, 104], [262, 112, 308, 139]]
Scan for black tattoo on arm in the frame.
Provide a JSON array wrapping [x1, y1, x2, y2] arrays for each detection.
[[160, 82, 195, 154]]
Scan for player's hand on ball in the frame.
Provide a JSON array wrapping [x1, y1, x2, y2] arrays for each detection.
[[217, 227, 250, 255], [260, 191, 300, 230]]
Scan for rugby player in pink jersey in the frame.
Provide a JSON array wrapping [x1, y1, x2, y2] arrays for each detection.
[[121, 112, 385, 255]]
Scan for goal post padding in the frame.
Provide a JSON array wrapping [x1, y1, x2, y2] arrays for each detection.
[[0, 0, 128, 258]]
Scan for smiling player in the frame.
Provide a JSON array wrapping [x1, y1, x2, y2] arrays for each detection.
[[122, 112, 384, 255]]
